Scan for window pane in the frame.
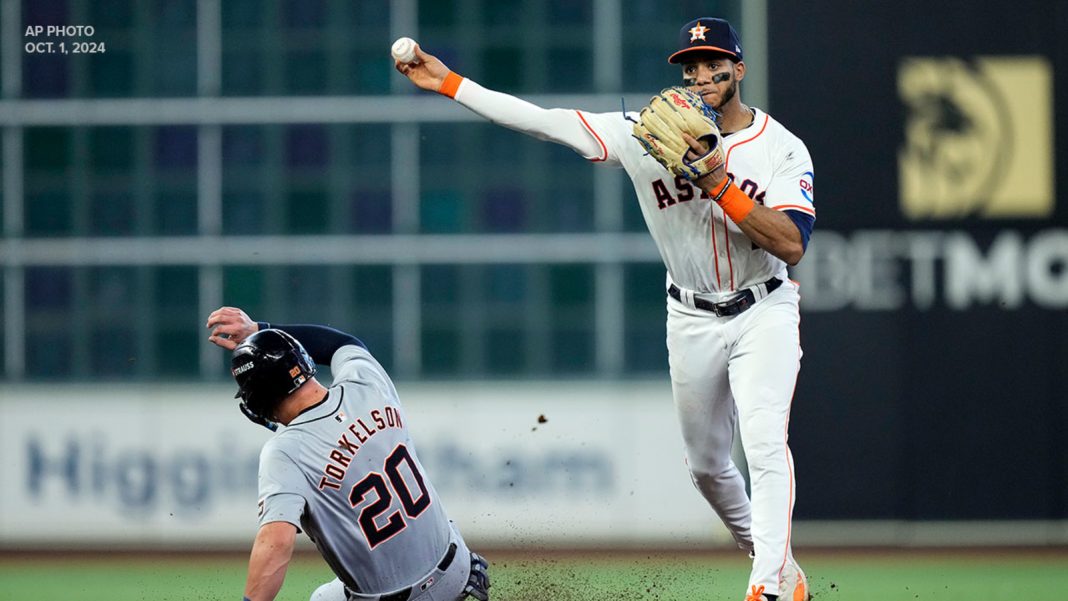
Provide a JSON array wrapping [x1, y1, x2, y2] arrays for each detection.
[[22, 2, 70, 97], [420, 190, 464, 233], [222, 49, 263, 95], [25, 128, 70, 171], [26, 330, 73, 378], [420, 265, 460, 375], [546, 47, 591, 93], [89, 50, 135, 97], [552, 329, 593, 373], [90, 192, 135, 235], [0, 276, 4, 371], [224, 267, 266, 317], [278, 265, 332, 319], [154, 266, 200, 377], [418, 0, 457, 27], [480, 188, 526, 232], [222, 126, 268, 234], [284, 50, 328, 94], [480, 46, 522, 91], [223, 190, 266, 234], [156, 189, 198, 235], [156, 328, 199, 377], [25, 191, 71, 236], [89, 267, 138, 318], [156, 266, 199, 311], [91, 0, 134, 27], [25, 267, 75, 379], [349, 190, 392, 233], [282, 0, 326, 28], [155, 127, 198, 169], [421, 327, 460, 376], [26, 267, 72, 311], [486, 327, 524, 375], [287, 190, 328, 234], [624, 264, 668, 374], [222, 0, 263, 28], [90, 326, 137, 378], [224, 126, 265, 165], [348, 266, 393, 370], [90, 128, 134, 171], [542, 145, 595, 232], [550, 265, 595, 373]]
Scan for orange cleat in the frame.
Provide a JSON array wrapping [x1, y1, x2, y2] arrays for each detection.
[[781, 561, 811, 601], [745, 584, 768, 601]]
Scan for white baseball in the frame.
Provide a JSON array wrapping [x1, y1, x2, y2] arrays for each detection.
[[391, 37, 417, 64]]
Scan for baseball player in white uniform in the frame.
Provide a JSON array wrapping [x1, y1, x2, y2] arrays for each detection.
[[206, 307, 490, 601], [396, 16, 814, 601]]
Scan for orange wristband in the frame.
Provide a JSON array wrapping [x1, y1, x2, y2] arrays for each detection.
[[712, 179, 755, 223], [438, 71, 463, 98]]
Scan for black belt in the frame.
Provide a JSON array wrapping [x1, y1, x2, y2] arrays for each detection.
[[352, 543, 458, 601], [668, 277, 782, 317]]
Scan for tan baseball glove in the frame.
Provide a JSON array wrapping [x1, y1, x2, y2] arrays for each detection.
[[632, 87, 726, 181]]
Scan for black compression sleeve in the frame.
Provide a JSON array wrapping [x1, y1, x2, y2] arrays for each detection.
[[256, 322, 366, 365]]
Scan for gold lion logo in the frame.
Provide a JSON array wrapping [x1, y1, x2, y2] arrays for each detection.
[[898, 57, 1053, 219]]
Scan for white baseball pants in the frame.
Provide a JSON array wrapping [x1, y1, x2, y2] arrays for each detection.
[[666, 281, 802, 597]]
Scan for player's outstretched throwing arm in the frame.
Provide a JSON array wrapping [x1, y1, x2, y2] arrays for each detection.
[[395, 42, 810, 266], [394, 43, 609, 162]]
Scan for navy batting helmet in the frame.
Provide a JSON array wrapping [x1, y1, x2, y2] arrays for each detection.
[[231, 329, 317, 423]]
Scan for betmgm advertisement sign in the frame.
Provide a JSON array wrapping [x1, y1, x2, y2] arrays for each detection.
[[796, 55, 1063, 312]]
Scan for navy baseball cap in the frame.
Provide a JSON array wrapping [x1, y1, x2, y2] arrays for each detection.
[[668, 18, 743, 64]]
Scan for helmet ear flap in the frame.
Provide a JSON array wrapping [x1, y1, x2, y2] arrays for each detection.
[[239, 399, 279, 431]]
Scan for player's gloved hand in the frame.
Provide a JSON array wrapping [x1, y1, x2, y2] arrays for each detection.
[[462, 552, 490, 601], [239, 401, 279, 432], [631, 86, 726, 181]]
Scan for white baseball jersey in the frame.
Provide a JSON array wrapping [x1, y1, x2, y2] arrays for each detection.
[[257, 344, 454, 595], [454, 80, 815, 297], [452, 78, 814, 597]]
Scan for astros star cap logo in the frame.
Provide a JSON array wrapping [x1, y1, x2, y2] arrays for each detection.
[[689, 22, 709, 42]]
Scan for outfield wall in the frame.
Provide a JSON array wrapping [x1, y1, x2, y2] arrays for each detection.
[[0, 382, 732, 550], [4, 383, 1067, 551]]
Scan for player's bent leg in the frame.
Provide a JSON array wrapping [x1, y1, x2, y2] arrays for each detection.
[[667, 299, 753, 551], [309, 578, 346, 601], [688, 461, 753, 553]]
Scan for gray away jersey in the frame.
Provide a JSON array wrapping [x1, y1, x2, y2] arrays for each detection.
[[256, 345, 452, 594]]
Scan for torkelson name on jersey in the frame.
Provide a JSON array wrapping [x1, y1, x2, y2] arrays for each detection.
[[316, 406, 404, 492]]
